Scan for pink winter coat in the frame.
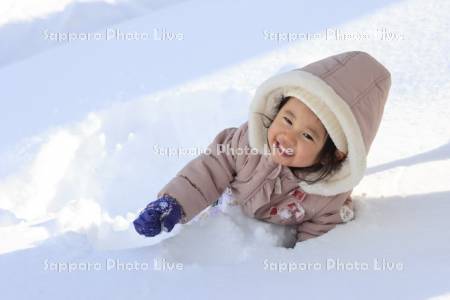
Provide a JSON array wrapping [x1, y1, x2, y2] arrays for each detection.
[[158, 51, 391, 243]]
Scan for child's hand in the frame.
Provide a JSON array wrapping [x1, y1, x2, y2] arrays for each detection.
[[133, 195, 184, 237]]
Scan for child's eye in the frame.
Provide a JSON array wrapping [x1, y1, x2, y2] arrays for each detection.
[[283, 117, 292, 125], [303, 133, 314, 141]]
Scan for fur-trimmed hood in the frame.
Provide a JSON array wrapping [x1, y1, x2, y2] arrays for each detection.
[[248, 51, 391, 196]]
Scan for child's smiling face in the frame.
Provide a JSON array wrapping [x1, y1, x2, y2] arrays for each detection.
[[267, 97, 328, 167]]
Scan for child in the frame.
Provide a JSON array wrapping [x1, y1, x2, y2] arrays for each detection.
[[133, 51, 391, 243]]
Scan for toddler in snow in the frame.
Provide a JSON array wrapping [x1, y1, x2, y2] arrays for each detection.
[[133, 51, 391, 243]]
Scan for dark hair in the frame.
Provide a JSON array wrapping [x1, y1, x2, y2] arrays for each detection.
[[257, 95, 346, 184]]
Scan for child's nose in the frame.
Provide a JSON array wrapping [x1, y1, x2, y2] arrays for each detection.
[[279, 134, 295, 148]]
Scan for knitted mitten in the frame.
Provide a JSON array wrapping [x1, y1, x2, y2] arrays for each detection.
[[133, 194, 184, 237]]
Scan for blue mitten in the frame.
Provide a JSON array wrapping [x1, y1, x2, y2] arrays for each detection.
[[133, 194, 184, 237]]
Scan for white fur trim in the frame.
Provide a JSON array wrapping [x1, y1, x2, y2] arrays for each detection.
[[248, 70, 367, 196]]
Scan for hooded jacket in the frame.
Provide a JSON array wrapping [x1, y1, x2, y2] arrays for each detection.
[[158, 51, 391, 242]]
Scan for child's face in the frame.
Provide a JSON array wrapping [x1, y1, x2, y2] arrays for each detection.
[[267, 97, 328, 167]]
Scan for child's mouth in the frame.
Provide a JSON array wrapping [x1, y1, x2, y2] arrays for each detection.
[[273, 140, 294, 158]]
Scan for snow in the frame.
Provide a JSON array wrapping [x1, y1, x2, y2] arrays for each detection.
[[0, 0, 189, 68], [1, 0, 450, 299]]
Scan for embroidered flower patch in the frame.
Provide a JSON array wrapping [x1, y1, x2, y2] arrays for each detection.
[[269, 201, 305, 222], [291, 188, 306, 202], [340, 205, 354, 222]]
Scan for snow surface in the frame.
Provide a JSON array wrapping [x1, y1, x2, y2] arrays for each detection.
[[1, 0, 450, 299]]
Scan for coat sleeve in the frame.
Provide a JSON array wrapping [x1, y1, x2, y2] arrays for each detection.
[[157, 122, 249, 224], [296, 190, 354, 242]]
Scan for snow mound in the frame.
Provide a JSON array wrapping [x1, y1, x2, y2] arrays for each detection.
[[160, 189, 297, 266]]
